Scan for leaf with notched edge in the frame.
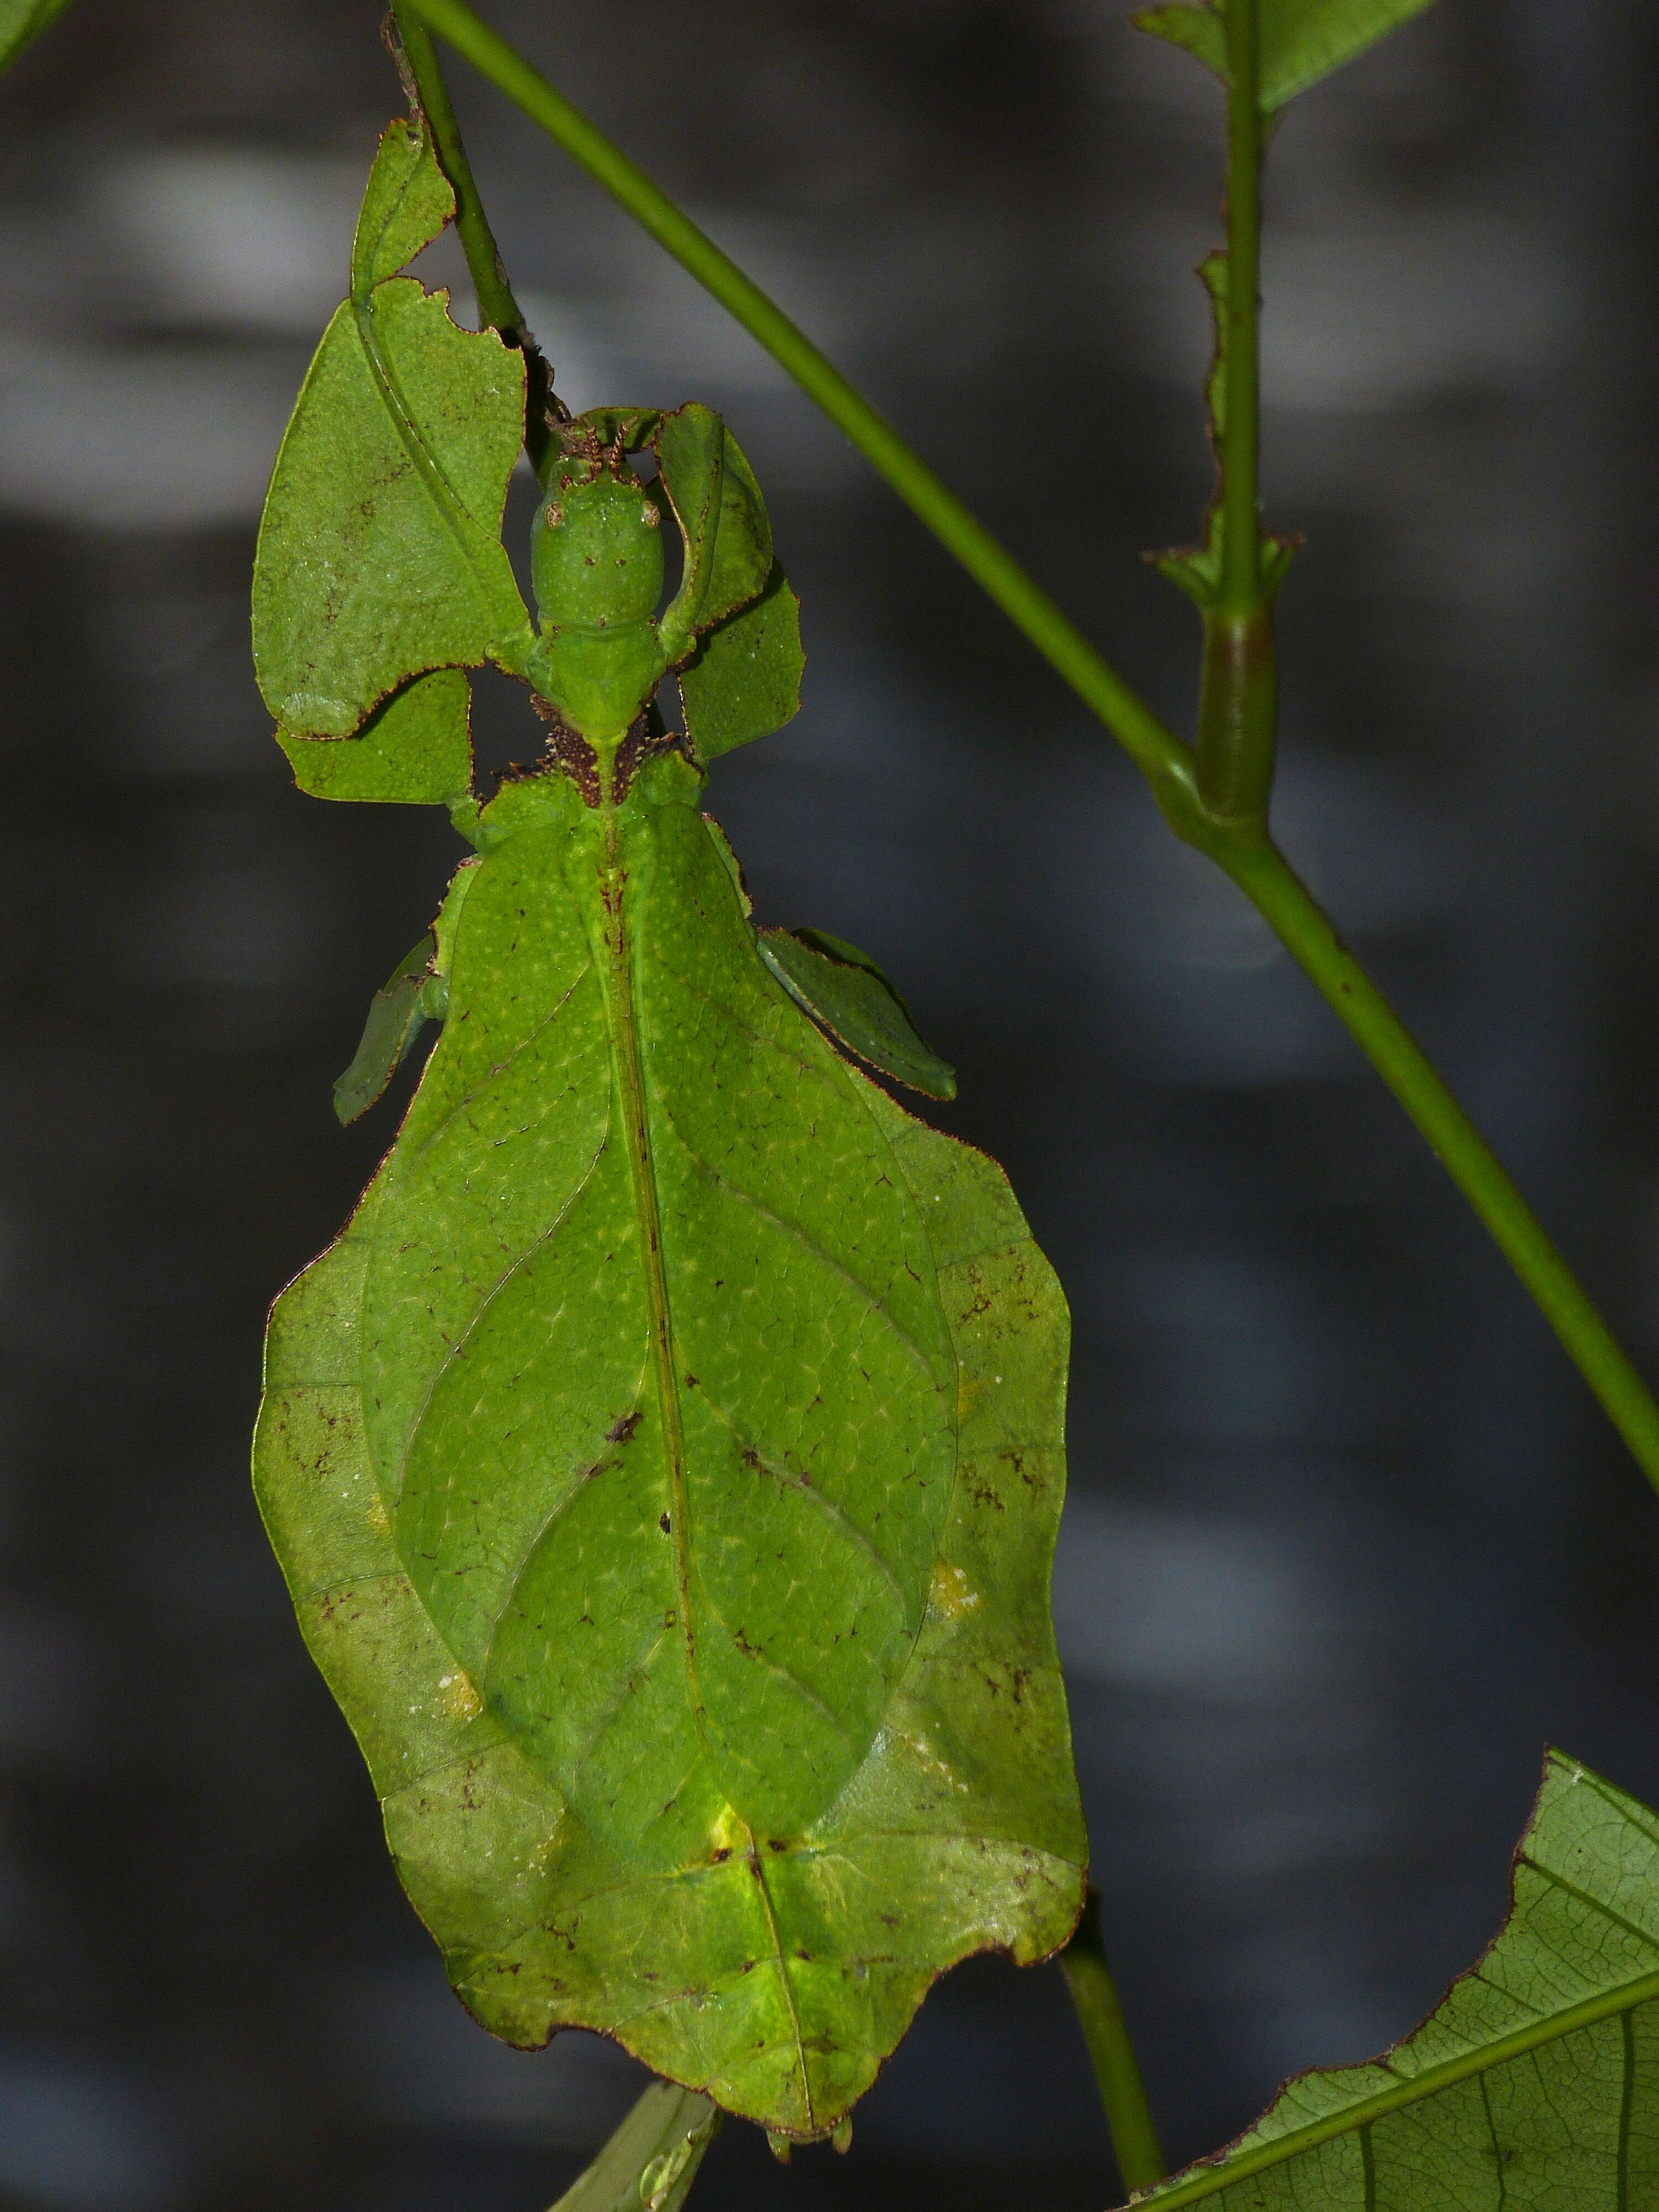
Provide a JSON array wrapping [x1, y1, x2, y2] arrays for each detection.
[[252, 117, 529, 741], [1129, 1749, 1659, 2209]]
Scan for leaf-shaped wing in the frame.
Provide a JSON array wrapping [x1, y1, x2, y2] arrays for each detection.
[[278, 667, 474, 807], [253, 754, 1085, 2138], [1134, 0, 1439, 112], [678, 562, 804, 760], [551, 2080, 718, 2212], [697, 429, 774, 632], [252, 119, 529, 740], [758, 926, 956, 1101], [1129, 1749, 1659, 2208]]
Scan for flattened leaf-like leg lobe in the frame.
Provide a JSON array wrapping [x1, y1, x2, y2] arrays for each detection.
[[253, 279, 525, 738]]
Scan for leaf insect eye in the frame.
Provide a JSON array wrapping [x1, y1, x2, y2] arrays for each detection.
[[543, 502, 564, 529]]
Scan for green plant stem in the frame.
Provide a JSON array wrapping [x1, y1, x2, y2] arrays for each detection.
[[1197, 0, 1276, 822], [0, 0, 80, 76], [1060, 1892, 1166, 2195], [397, 0, 1659, 1500], [387, 3, 557, 474]]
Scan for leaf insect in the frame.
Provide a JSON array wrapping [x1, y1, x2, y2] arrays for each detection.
[[252, 108, 1084, 2141]]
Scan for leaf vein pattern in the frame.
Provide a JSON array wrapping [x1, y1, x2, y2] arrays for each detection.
[[651, 947, 825, 1085], [688, 1382, 910, 1621], [350, 293, 501, 618], [1478, 2070, 1507, 2211], [599, 830, 706, 1748], [1519, 1856, 1659, 1961], [410, 959, 593, 1163], [1619, 2006, 1634, 2212], [481, 1361, 649, 1626], [559, 1628, 678, 1791], [648, 1086, 942, 1384], [1583, 1768, 1659, 1855], [694, 1584, 856, 1747], [748, 1838, 813, 2132], [1359, 2120, 1375, 2212], [399, 1133, 609, 1476]]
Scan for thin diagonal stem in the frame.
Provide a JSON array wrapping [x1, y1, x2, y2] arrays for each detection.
[[1195, 0, 1276, 822], [1060, 1892, 1166, 2195], [387, 3, 559, 474], [0, 0, 79, 76], [395, 0, 1659, 1499]]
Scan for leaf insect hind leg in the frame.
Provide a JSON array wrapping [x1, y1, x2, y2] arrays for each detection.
[[332, 932, 446, 1126], [332, 858, 476, 1126]]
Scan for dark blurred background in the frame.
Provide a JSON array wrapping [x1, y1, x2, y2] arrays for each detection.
[[3, 0, 1658, 2205]]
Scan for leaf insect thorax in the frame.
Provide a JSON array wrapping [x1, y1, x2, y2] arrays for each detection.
[[525, 420, 671, 765]]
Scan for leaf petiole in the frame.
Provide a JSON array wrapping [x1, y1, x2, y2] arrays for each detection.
[[1058, 1891, 1166, 2197]]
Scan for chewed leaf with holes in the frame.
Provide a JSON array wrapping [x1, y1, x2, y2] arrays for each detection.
[[254, 752, 1086, 2138], [1134, 0, 1439, 113], [1130, 1748, 1659, 2209], [252, 116, 530, 745]]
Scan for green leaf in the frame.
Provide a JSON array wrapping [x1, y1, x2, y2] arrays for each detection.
[[1129, 1749, 1659, 2209], [252, 118, 529, 740], [332, 934, 446, 1129], [253, 752, 1086, 2138], [278, 667, 474, 806], [551, 2079, 718, 2212], [1133, 3, 1227, 82], [1133, 0, 1440, 112], [678, 562, 804, 761], [0, 0, 75, 72], [758, 927, 957, 1103], [352, 116, 457, 300]]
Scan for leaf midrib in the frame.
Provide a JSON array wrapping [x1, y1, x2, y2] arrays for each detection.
[[599, 804, 815, 2128], [349, 281, 521, 654], [1132, 1961, 1659, 2207]]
